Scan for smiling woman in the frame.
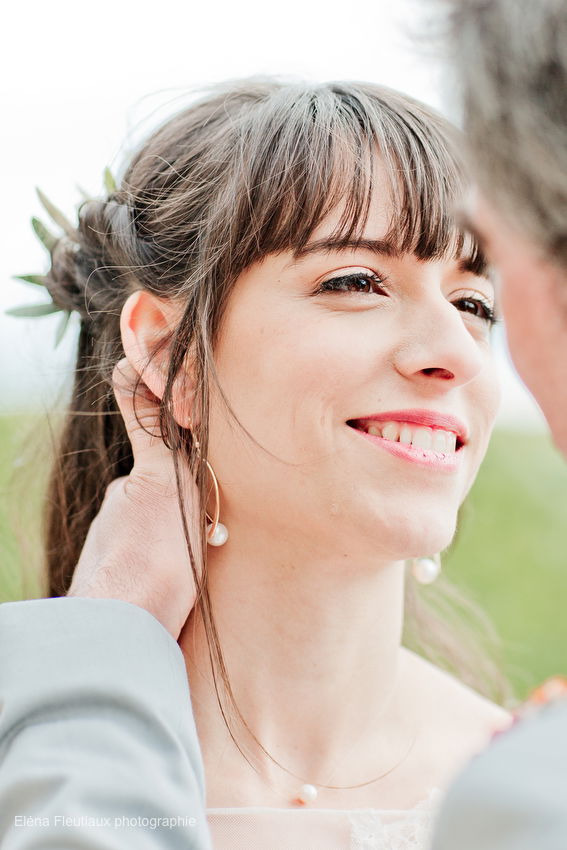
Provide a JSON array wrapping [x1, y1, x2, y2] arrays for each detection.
[[39, 79, 510, 849]]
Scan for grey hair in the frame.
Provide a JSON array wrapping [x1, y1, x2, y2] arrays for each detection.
[[446, 0, 567, 267]]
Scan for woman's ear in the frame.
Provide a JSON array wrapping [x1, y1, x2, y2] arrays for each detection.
[[120, 290, 195, 428]]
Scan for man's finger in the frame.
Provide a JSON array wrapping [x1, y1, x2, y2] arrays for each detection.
[[111, 358, 174, 469]]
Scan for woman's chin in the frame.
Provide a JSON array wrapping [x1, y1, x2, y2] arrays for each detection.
[[364, 512, 458, 562]]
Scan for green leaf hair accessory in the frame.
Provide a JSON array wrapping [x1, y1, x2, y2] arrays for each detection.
[[8, 196, 73, 347], [6, 167, 117, 348], [103, 166, 117, 195], [5, 302, 62, 318], [55, 309, 73, 346], [31, 215, 58, 254], [12, 274, 49, 288], [5, 293, 73, 348], [35, 188, 76, 239]]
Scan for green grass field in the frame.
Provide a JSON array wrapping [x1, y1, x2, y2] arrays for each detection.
[[0, 415, 47, 601], [444, 429, 567, 700], [1, 416, 565, 701]]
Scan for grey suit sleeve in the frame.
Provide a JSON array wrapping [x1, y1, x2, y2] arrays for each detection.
[[0, 597, 213, 849], [431, 700, 567, 850]]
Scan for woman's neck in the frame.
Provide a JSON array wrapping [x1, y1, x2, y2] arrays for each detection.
[[179, 532, 411, 799]]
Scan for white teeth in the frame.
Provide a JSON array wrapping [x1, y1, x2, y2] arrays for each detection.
[[446, 432, 457, 453], [411, 427, 434, 451], [399, 425, 413, 447], [357, 419, 461, 454], [432, 430, 449, 453], [381, 422, 400, 442]]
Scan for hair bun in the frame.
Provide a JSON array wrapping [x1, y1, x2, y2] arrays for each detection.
[[47, 234, 92, 318], [43, 197, 136, 321]]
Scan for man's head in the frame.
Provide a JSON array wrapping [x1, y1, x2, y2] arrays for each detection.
[[447, 0, 567, 452]]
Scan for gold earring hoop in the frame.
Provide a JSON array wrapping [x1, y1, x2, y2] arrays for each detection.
[[188, 420, 228, 547], [203, 458, 228, 546]]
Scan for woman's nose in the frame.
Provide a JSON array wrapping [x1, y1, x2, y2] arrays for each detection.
[[393, 299, 485, 389]]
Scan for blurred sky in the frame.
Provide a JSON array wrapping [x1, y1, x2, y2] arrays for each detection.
[[0, 0, 547, 430]]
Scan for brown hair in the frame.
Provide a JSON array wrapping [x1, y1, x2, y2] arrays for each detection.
[[42, 79, 509, 736]]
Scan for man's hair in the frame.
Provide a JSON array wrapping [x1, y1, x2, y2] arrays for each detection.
[[447, 0, 567, 267]]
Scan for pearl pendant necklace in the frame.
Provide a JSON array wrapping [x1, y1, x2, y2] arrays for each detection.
[[284, 730, 417, 806], [295, 783, 318, 805]]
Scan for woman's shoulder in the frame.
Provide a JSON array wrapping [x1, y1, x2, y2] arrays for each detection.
[[402, 647, 511, 724], [400, 648, 513, 782]]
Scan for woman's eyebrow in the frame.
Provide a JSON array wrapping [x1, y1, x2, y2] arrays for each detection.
[[287, 235, 491, 280], [291, 237, 401, 261]]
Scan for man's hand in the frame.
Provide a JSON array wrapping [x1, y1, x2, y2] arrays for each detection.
[[67, 358, 201, 640]]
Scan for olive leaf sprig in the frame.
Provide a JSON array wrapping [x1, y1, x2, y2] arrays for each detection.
[[6, 168, 116, 348]]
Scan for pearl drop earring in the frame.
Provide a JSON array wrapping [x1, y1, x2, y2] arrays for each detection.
[[411, 554, 441, 585], [203, 458, 228, 547], [188, 420, 228, 547]]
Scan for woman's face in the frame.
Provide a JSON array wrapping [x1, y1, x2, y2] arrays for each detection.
[[208, 187, 500, 563]]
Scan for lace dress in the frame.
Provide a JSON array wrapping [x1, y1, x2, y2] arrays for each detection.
[[207, 788, 442, 849]]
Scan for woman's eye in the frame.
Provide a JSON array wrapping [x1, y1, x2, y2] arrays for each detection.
[[454, 296, 498, 326], [315, 272, 388, 295]]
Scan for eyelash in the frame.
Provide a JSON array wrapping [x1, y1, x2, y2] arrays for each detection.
[[315, 272, 499, 327], [314, 271, 389, 295], [454, 295, 499, 326]]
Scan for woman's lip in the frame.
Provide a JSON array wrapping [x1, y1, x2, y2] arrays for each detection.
[[352, 429, 462, 471], [348, 409, 469, 444]]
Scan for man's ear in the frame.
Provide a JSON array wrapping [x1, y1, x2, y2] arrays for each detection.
[[120, 290, 195, 428]]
